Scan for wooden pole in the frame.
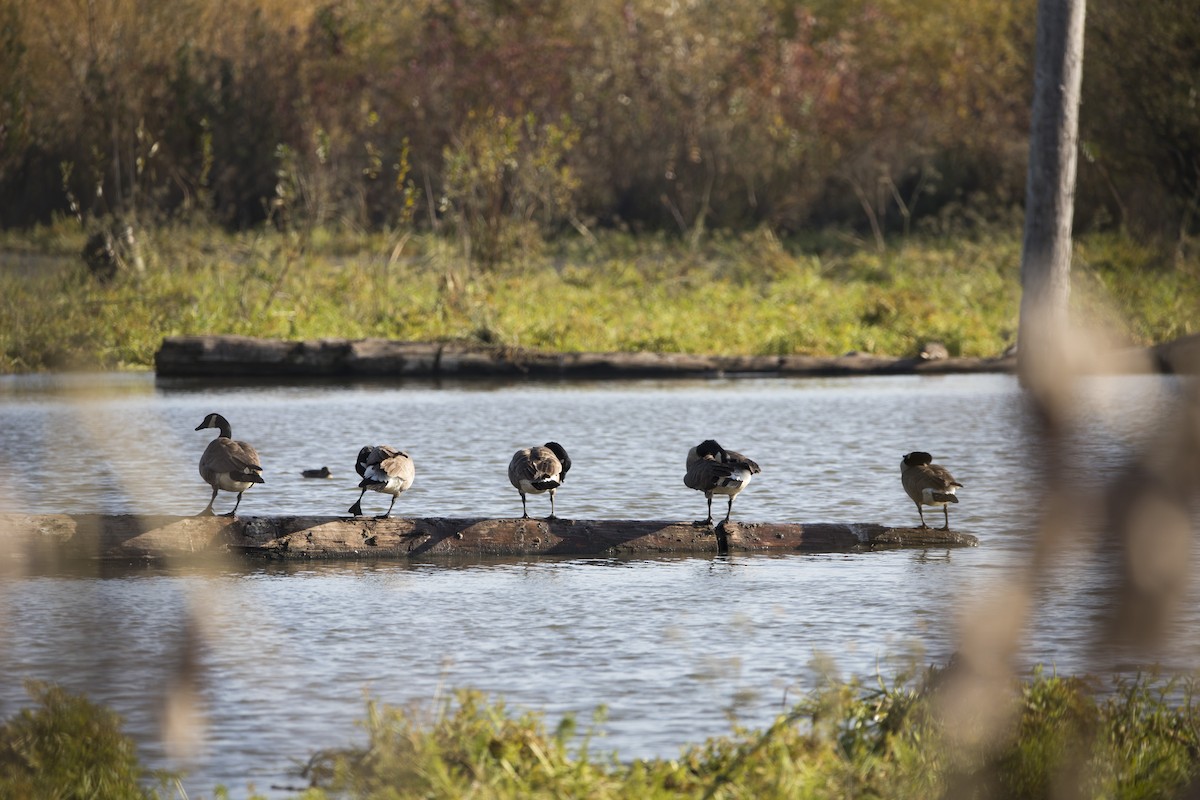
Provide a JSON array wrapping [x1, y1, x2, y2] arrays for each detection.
[[1017, 0, 1088, 387]]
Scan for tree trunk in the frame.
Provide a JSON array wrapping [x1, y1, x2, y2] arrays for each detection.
[[1017, 0, 1087, 386]]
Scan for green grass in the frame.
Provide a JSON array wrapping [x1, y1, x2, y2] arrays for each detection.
[[6, 668, 1200, 799], [0, 223, 1196, 372]]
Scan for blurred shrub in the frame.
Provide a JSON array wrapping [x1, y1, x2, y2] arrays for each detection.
[[0, 682, 166, 800]]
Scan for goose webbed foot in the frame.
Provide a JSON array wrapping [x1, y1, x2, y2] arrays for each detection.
[[348, 502, 363, 517], [219, 510, 237, 518], [692, 517, 715, 528], [546, 514, 558, 521], [197, 506, 215, 517], [374, 513, 392, 520]]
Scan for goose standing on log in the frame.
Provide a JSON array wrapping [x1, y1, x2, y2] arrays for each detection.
[[195, 413, 264, 517], [900, 451, 963, 530], [349, 445, 416, 518], [684, 439, 761, 526], [508, 442, 571, 520]]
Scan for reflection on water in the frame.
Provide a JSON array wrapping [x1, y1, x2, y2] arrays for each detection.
[[0, 372, 1196, 797]]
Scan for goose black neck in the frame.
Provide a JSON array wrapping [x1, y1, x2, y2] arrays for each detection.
[[211, 415, 232, 439]]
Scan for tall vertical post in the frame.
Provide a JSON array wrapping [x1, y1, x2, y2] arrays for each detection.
[[1017, 0, 1087, 386]]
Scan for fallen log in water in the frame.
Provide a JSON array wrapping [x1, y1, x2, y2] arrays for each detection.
[[0, 514, 977, 565], [153, 335, 1015, 379], [152, 333, 1200, 379]]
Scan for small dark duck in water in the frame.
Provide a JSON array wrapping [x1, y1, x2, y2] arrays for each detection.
[[301, 466, 332, 479]]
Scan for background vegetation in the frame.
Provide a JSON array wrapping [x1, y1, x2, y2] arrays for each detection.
[[0, 0, 1197, 245], [0, 0, 1197, 372]]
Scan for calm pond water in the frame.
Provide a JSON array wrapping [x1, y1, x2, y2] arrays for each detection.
[[0, 371, 1197, 797]]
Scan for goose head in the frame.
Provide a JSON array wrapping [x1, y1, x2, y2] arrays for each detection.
[[543, 441, 571, 482], [196, 413, 232, 438]]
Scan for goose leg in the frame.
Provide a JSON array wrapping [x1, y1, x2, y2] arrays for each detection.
[[915, 502, 928, 530], [199, 486, 218, 517], [349, 489, 367, 517], [221, 491, 243, 518], [694, 493, 715, 527], [375, 495, 397, 520], [723, 495, 734, 524], [520, 493, 529, 519], [547, 488, 557, 520], [941, 505, 950, 531]]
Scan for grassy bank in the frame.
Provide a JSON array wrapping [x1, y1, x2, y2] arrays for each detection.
[[4, 668, 1200, 799], [0, 224, 1196, 373]]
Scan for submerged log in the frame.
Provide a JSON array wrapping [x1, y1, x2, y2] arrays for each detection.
[[0, 514, 977, 565], [154, 335, 1015, 379]]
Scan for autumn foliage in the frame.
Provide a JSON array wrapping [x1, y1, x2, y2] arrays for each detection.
[[0, 0, 1195, 243]]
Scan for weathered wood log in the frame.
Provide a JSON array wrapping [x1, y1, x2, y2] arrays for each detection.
[[154, 335, 1016, 379], [0, 514, 977, 565]]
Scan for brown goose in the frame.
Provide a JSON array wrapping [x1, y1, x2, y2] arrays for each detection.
[[684, 439, 761, 526], [508, 442, 571, 520], [900, 451, 963, 530], [195, 413, 264, 517], [349, 445, 416, 518]]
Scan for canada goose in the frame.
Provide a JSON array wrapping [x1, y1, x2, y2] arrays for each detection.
[[349, 445, 415, 518], [195, 413, 264, 517], [301, 466, 332, 479], [900, 451, 963, 530], [684, 439, 761, 526], [508, 442, 571, 519]]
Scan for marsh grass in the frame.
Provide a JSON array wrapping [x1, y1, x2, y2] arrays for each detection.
[[0, 224, 1196, 372], [289, 667, 1200, 799], [4, 669, 1200, 798]]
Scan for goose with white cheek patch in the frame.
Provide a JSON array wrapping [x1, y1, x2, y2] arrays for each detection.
[[508, 442, 571, 520], [349, 445, 416, 519], [684, 439, 761, 526], [900, 451, 963, 530], [195, 413, 264, 517]]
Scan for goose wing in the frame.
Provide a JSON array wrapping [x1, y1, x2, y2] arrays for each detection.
[[922, 463, 962, 491], [201, 438, 263, 482], [721, 449, 761, 474], [684, 455, 734, 492], [903, 463, 961, 503], [509, 447, 563, 489], [377, 450, 415, 483]]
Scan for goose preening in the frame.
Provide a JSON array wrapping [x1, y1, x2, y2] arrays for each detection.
[[301, 466, 332, 479], [349, 445, 415, 518], [684, 439, 761, 526], [508, 442, 571, 520], [900, 451, 963, 530], [195, 413, 264, 517]]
